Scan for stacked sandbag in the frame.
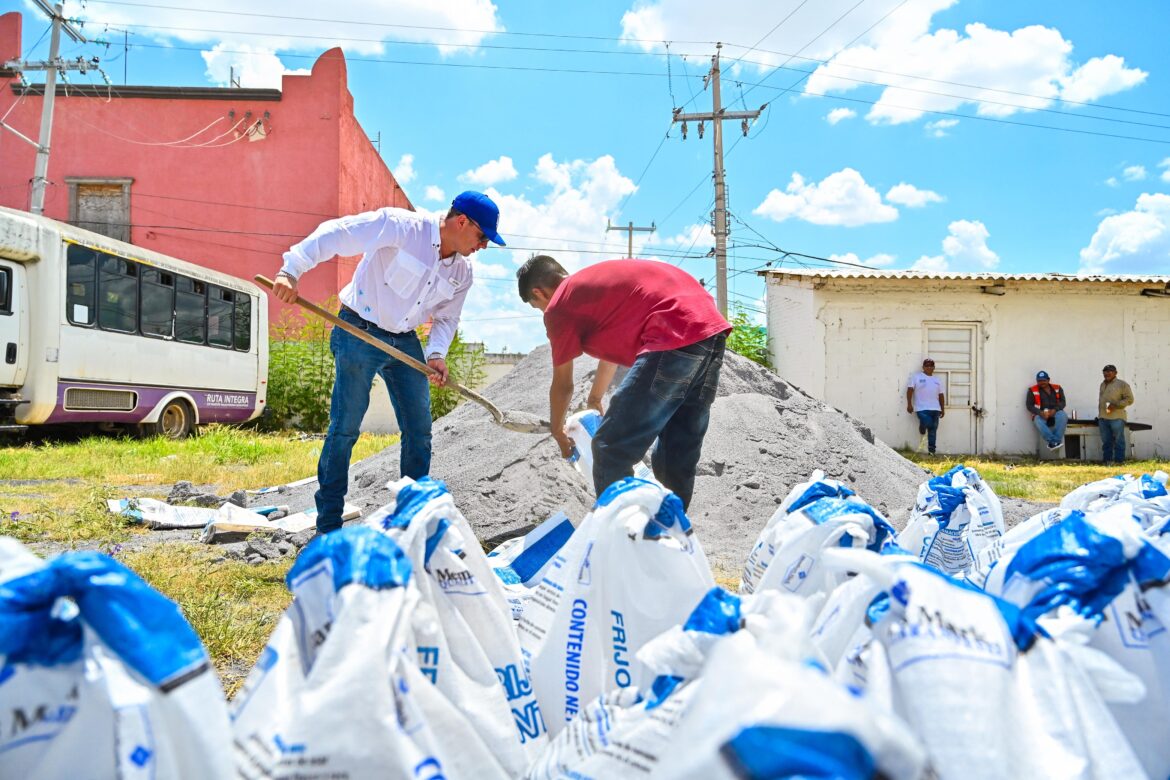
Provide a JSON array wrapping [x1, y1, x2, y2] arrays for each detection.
[[898, 464, 1005, 578], [231, 525, 510, 779], [521, 477, 715, 737], [739, 470, 898, 599], [7, 464, 1170, 779], [529, 586, 926, 780], [0, 539, 232, 779], [366, 477, 547, 775], [979, 480, 1170, 779], [487, 510, 576, 622], [825, 546, 1149, 780]]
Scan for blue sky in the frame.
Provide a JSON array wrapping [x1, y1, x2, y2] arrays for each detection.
[[6, 0, 1169, 351]]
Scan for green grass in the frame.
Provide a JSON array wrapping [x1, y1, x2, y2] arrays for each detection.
[[901, 452, 1170, 502], [0, 427, 396, 693], [121, 544, 292, 697]]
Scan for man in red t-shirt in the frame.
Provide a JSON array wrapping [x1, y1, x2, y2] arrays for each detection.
[[516, 254, 731, 509]]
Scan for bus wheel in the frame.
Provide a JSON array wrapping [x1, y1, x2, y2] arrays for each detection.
[[150, 400, 192, 439]]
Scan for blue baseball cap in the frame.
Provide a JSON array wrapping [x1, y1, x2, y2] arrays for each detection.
[[1036, 370, 1050, 381], [452, 191, 505, 246]]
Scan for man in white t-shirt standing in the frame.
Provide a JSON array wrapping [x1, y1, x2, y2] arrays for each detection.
[[906, 357, 946, 455]]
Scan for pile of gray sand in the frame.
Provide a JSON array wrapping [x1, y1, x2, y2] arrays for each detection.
[[267, 346, 1018, 573]]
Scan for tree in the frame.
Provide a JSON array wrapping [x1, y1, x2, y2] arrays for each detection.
[[421, 330, 487, 420], [726, 303, 771, 369]]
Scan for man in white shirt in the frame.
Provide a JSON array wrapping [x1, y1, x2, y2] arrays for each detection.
[[906, 357, 946, 455], [271, 191, 504, 533]]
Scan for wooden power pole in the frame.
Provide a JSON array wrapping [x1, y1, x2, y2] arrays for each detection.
[[670, 43, 763, 316], [606, 219, 655, 258]]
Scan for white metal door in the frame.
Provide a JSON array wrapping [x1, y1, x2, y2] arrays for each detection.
[[925, 322, 980, 454], [0, 260, 27, 388]]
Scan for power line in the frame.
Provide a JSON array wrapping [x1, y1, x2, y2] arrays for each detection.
[[50, 34, 1170, 137], [79, 0, 716, 46], [67, 1, 1168, 121], [722, 45, 1170, 120], [105, 40, 677, 80], [739, 0, 911, 105], [782, 90, 1170, 145], [725, 0, 812, 72]]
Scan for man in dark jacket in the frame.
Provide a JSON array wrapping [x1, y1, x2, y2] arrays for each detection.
[[1026, 370, 1067, 451]]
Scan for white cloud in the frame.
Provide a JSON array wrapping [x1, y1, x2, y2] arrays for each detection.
[[423, 185, 446, 203], [753, 168, 898, 227], [1105, 177, 1120, 188], [925, 119, 959, 138], [910, 254, 950, 272], [455, 154, 640, 351], [1079, 193, 1170, 274], [826, 108, 857, 125], [885, 183, 944, 208], [460, 156, 519, 187], [1096, 208, 1118, 218], [621, 2, 1144, 126], [911, 219, 999, 271], [621, 0, 957, 69], [1060, 55, 1149, 104], [805, 24, 1146, 125], [829, 252, 897, 268], [392, 154, 416, 185], [82, 0, 503, 68], [1161, 158, 1170, 183], [1122, 165, 1147, 182], [201, 44, 308, 89]]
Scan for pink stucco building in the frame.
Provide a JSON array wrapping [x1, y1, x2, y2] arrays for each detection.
[[0, 11, 411, 324]]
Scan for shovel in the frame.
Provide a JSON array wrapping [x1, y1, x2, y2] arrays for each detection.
[[254, 275, 550, 434]]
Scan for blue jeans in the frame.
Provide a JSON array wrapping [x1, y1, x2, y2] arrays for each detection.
[[314, 308, 432, 532], [592, 333, 726, 510], [916, 410, 941, 453], [1098, 418, 1126, 464], [1032, 410, 1068, 447]]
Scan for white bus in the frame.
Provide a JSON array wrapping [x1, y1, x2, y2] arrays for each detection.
[[0, 206, 268, 438]]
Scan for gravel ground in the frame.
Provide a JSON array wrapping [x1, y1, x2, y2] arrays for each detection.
[[264, 346, 1044, 572]]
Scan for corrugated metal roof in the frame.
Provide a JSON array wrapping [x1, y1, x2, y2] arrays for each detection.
[[758, 268, 1170, 284]]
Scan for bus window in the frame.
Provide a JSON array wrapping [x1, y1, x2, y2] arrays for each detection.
[[0, 267, 10, 314], [234, 294, 252, 352], [175, 276, 206, 344], [140, 268, 175, 338], [98, 253, 138, 333], [66, 244, 97, 326], [208, 285, 234, 348]]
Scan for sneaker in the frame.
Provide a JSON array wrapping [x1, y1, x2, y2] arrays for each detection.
[[1047, 441, 1064, 451], [928, 449, 936, 455]]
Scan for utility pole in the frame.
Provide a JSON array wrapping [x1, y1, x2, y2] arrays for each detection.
[[1, 0, 91, 215], [606, 219, 655, 259], [670, 43, 763, 316]]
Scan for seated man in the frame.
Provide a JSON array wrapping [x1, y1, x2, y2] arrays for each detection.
[[1026, 370, 1067, 451]]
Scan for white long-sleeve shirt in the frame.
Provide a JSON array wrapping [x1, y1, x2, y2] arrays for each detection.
[[279, 207, 472, 358]]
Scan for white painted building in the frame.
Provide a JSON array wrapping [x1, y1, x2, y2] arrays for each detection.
[[761, 269, 1170, 459]]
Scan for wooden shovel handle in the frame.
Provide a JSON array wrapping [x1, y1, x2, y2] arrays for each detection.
[[254, 275, 505, 422]]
